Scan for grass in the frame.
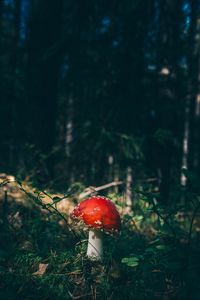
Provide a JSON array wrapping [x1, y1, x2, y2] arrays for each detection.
[[0, 179, 200, 299]]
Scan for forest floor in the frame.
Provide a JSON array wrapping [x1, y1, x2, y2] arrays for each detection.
[[0, 174, 200, 300]]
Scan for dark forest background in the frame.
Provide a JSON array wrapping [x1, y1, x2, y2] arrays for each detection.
[[0, 0, 200, 201]]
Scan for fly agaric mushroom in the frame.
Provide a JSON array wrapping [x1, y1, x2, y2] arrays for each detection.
[[71, 196, 121, 260]]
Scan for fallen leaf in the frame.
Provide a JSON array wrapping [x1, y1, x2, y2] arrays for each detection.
[[32, 263, 48, 276]]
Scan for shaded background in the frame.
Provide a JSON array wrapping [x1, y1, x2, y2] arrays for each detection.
[[0, 0, 200, 203]]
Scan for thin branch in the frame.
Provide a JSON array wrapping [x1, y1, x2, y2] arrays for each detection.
[[18, 183, 79, 239], [68, 290, 92, 300], [78, 181, 123, 199]]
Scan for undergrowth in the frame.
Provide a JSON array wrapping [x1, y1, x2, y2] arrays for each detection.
[[0, 179, 200, 300]]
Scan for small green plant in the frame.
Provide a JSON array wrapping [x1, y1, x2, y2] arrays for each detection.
[[121, 256, 140, 267]]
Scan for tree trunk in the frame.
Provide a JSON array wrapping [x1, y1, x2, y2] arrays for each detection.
[[26, 0, 64, 179], [9, 0, 21, 166], [181, 96, 190, 186]]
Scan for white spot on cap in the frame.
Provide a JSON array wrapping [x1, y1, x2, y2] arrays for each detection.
[[94, 220, 102, 225]]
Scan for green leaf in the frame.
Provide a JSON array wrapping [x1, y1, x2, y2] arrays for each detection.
[[133, 215, 144, 222], [121, 257, 140, 267], [156, 244, 170, 251]]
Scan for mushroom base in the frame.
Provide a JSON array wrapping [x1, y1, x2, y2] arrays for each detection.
[[87, 229, 103, 260]]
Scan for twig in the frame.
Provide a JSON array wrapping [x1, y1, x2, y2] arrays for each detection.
[[79, 181, 123, 199], [136, 189, 177, 237], [37, 191, 79, 239], [142, 192, 177, 239], [18, 183, 79, 239], [68, 291, 92, 300], [137, 177, 158, 183]]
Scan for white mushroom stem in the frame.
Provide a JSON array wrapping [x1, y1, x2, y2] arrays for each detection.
[[87, 229, 103, 260]]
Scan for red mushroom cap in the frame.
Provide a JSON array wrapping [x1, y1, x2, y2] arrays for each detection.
[[71, 196, 121, 233]]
